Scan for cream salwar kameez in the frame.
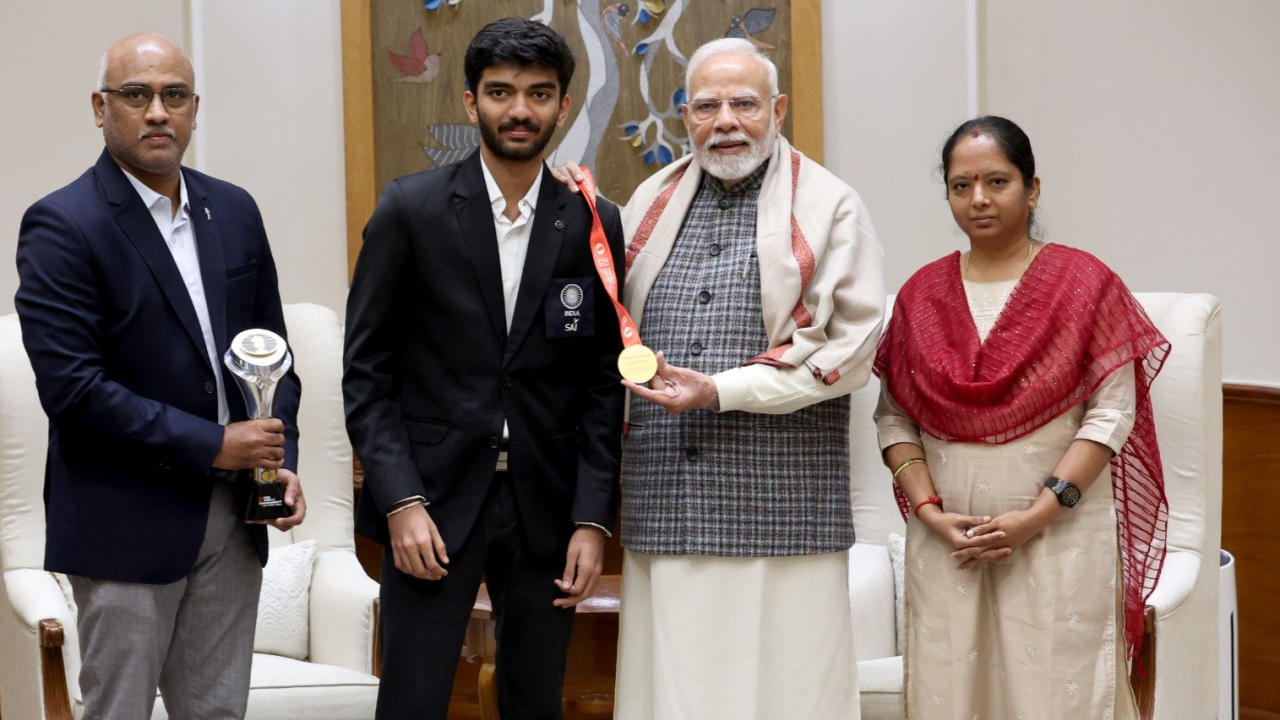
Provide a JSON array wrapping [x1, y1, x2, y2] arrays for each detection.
[[875, 279, 1140, 720], [614, 549, 858, 720]]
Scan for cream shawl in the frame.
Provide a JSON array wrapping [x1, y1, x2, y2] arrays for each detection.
[[620, 134, 884, 387]]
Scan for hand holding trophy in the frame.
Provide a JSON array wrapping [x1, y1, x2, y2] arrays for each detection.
[[224, 329, 293, 521]]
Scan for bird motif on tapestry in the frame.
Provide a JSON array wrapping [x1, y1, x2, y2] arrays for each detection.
[[389, 28, 441, 83], [602, 4, 631, 55], [725, 8, 777, 50], [422, 124, 480, 168]]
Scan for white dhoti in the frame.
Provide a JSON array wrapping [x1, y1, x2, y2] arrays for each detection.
[[614, 549, 860, 720]]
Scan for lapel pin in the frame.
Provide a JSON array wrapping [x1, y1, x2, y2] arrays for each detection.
[[204, 207, 212, 221], [553, 219, 564, 230]]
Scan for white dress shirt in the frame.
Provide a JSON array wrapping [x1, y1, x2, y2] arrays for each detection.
[[120, 168, 230, 425], [479, 155, 543, 331]]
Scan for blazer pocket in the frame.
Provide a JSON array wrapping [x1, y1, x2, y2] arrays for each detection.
[[405, 419, 449, 445], [225, 260, 259, 281]]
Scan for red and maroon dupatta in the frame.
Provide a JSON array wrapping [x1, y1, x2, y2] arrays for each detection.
[[873, 242, 1170, 659]]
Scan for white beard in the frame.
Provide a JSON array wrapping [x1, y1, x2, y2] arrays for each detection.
[[694, 115, 777, 183]]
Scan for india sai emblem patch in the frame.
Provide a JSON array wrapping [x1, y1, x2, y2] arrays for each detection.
[[545, 277, 595, 338]]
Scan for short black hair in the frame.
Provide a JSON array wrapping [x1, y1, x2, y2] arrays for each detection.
[[464, 17, 575, 97]]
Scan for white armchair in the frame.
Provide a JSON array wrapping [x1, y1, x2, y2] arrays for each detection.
[[847, 292, 1223, 720], [0, 303, 381, 719]]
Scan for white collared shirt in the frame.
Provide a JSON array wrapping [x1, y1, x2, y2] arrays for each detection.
[[120, 168, 229, 425], [479, 155, 543, 330]]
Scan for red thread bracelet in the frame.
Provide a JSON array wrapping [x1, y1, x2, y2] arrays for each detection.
[[913, 495, 943, 518]]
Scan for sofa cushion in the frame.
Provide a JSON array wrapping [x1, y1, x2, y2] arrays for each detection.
[[254, 539, 315, 659], [858, 655, 904, 719]]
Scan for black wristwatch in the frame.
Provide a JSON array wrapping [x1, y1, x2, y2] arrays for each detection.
[[1044, 476, 1082, 508]]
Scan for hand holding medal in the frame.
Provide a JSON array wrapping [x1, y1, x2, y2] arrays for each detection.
[[577, 168, 720, 413]]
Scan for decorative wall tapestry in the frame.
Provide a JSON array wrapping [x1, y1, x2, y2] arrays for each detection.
[[342, 0, 820, 272], [377, 0, 805, 200]]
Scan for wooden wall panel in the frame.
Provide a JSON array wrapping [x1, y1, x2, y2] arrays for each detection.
[[1223, 383, 1280, 718]]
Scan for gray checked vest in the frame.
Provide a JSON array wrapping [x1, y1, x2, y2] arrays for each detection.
[[621, 163, 854, 556]]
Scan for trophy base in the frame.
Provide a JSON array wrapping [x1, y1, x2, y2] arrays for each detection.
[[245, 481, 291, 521]]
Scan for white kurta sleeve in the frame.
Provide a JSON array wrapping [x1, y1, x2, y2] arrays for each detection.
[[1075, 363, 1137, 454], [873, 382, 923, 451], [712, 361, 865, 415]]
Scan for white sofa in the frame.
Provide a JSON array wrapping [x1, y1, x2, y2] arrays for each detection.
[[0, 303, 381, 719], [848, 293, 1223, 720]]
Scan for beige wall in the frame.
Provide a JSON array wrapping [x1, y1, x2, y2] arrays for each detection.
[[0, 0, 187, 315], [193, 0, 348, 316], [823, 0, 1280, 385], [0, 0, 348, 320], [821, 0, 972, 294]]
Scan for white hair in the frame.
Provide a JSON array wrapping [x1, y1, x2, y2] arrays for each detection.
[[684, 38, 779, 97]]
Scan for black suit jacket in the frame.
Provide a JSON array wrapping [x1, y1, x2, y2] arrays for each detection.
[[14, 149, 300, 584], [344, 152, 625, 557]]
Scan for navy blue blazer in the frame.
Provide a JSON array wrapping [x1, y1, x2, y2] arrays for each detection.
[[15, 149, 300, 584]]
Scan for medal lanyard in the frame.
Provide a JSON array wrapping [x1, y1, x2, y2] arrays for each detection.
[[577, 168, 643, 349]]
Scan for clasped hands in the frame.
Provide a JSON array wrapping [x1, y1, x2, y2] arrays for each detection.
[[916, 504, 1050, 570]]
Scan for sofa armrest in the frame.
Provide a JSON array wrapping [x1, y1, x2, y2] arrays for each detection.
[[2, 568, 76, 720], [307, 550, 380, 674], [1144, 548, 1219, 720], [849, 542, 897, 661], [1144, 549, 1200, 619], [4, 568, 73, 632]]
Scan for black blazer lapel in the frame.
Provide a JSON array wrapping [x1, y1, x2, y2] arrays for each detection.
[[185, 171, 227, 354], [505, 166, 568, 365], [453, 152, 508, 345], [96, 151, 211, 365]]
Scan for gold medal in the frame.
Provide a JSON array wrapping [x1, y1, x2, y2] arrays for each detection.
[[617, 344, 658, 384]]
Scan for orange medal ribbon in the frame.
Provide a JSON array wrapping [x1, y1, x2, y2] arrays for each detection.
[[576, 168, 657, 383]]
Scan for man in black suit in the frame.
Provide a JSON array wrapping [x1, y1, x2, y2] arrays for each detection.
[[343, 17, 625, 720], [14, 32, 304, 719]]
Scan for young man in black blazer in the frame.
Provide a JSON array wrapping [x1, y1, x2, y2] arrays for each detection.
[[343, 17, 625, 720]]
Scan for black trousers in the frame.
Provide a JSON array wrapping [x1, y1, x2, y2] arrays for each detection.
[[375, 472, 576, 720]]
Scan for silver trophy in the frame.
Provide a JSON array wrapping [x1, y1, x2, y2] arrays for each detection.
[[224, 328, 292, 521]]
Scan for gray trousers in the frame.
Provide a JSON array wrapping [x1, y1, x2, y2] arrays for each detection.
[[69, 481, 263, 720]]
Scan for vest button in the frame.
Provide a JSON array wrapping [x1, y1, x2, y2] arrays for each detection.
[[718, 198, 730, 210], [709, 244, 722, 256], [685, 447, 700, 461], [697, 290, 711, 304], [690, 342, 703, 356]]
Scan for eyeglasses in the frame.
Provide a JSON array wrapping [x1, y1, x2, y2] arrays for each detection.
[[686, 95, 773, 122], [99, 85, 196, 110]]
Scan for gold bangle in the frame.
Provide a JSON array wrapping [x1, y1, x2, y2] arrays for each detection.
[[892, 457, 927, 481]]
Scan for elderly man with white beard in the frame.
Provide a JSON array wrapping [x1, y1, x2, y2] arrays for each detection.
[[561, 37, 885, 719]]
